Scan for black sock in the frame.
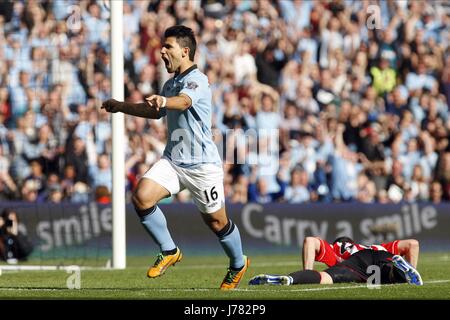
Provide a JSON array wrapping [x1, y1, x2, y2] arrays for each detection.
[[230, 265, 244, 272], [162, 248, 178, 256], [135, 206, 157, 218], [379, 263, 407, 284], [215, 219, 234, 238], [288, 270, 321, 284], [391, 265, 407, 283]]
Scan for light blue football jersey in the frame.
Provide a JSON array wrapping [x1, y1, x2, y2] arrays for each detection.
[[160, 65, 222, 168]]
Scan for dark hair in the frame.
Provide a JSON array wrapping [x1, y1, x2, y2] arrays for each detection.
[[333, 236, 354, 245], [1, 208, 16, 220], [1, 208, 17, 227], [164, 25, 196, 61]]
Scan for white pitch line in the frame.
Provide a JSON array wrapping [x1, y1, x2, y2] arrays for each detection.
[[236, 279, 450, 292], [425, 279, 450, 284], [3, 256, 449, 272], [0, 265, 110, 272], [2, 254, 449, 272], [437, 255, 450, 261]]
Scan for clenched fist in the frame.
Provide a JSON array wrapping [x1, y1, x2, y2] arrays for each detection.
[[101, 99, 123, 113]]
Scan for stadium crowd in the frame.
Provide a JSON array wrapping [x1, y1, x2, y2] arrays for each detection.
[[0, 0, 449, 205]]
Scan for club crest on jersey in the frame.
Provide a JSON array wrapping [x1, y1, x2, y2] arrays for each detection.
[[338, 242, 354, 255], [186, 81, 198, 90]]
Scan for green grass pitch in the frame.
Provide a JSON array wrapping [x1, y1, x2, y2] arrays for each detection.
[[0, 252, 449, 299]]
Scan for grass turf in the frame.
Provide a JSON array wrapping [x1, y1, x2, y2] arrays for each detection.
[[0, 252, 449, 299]]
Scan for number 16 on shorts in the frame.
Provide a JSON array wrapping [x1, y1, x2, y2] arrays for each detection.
[[201, 185, 224, 213], [204, 186, 219, 204]]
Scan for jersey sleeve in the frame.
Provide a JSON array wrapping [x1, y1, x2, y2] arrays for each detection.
[[381, 240, 400, 255], [180, 75, 203, 107], [315, 238, 338, 267]]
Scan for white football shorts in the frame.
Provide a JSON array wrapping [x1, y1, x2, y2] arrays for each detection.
[[142, 157, 225, 214]]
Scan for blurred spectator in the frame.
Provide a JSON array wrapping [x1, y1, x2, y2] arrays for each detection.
[[356, 173, 377, 203], [385, 86, 409, 117], [20, 179, 39, 202], [429, 181, 443, 204], [88, 153, 112, 192], [370, 56, 397, 96], [233, 41, 257, 85], [8, 71, 36, 122], [47, 184, 64, 203], [330, 123, 363, 201], [60, 164, 76, 200], [95, 185, 111, 204], [255, 93, 280, 131], [23, 159, 46, 196], [386, 159, 407, 203], [229, 174, 249, 204], [284, 166, 311, 204], [256, 43, 289, 88], [0, 144, 17, 200], [436, 151, 450, 201], [248, 164, 287, 204], [71, 181, 90, 203], [410, 164, 430, 202], [65, 137, 89, 184], [405, 61, 438, 93], [0, 208, 33, 263], [83, 2, 109, 46]]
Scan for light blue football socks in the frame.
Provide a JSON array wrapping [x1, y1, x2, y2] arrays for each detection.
[[216, 220, 245, 270], [138, 206, 177, 252]]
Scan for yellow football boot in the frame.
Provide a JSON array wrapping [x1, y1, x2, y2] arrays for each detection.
[[147, 248, 183, 278], [220, 256, 250, 290]]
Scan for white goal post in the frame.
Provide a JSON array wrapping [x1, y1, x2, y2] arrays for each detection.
[[110, 0, 127, 269]]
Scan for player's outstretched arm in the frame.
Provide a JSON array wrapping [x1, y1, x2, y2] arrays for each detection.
[[146, 94, 191, 112], [101, 99, 163, 119], [397, 239, 420, 268], [303, 237, 322, 270]]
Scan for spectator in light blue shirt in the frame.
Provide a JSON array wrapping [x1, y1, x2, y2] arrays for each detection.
[[95, 112, 112, 155], [400, 138, 421, 182], [73, 106, 93, 144], [88, 153, 112, 191], [284, 166, 311, 203], [83, 2, 109, 45], [278, 0, 312, 32], [418, 132, 438, 181], [123, 2, 140, 42], [409, 94, 427, 124], [8, 71, 40, 125], [52, 0, 78, 21], [256, 94, 280, 131], [296, 27, 318, 64], [405, 62, 438, 92], [330, 124, 363, 201], [422, 10, 442, 42], [330, 152, 362, 201]]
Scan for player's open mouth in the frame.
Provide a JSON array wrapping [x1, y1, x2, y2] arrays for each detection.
[[162, 56, 170, 68]]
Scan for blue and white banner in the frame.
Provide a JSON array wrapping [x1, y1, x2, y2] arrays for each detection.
[[0, 202, 449, 260]]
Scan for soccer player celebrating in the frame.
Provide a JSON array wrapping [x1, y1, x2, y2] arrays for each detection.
[[249, 237, 423, 286], [102, 25, 249, 290]]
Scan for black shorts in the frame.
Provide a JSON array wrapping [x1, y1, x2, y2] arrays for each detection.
[[324, 250, 406, 284]]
